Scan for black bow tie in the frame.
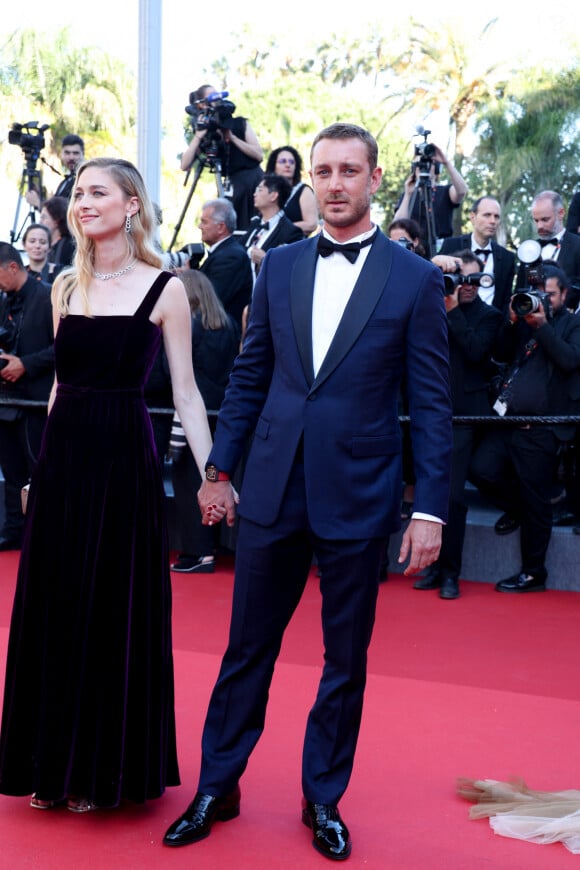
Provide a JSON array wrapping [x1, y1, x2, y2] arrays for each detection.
[[258, 220, 269, 230], [538, 238, 558, 247], [474, 248, 491, 257], [317, 234, 374, 264]]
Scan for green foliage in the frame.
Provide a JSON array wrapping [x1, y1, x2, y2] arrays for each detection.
[[3, 21, 580, 250]]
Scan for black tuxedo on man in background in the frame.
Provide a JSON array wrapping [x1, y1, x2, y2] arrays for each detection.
[[470, 303, 580, 587], [0, 276, 54, 546], [565, 192, 580, 234], [200, 235, 253, 331], [243, 213, 304, 253], [440, 234, 515, 314], [515, 230, 580, 288], [417, 295, 502, 594]]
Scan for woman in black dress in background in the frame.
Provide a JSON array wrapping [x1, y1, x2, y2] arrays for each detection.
[[0, 158, 217, 812], [265, 145, 318, 236], [40, 196, 76, 268]]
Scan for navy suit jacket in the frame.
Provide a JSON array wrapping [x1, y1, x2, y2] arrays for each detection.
[[439, 233, 515, 314], [207, 230, 452, 539]]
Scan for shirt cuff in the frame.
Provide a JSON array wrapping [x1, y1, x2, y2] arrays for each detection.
[[411, 511, 445, 524]]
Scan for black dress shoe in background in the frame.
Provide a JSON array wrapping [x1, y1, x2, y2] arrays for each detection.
[[0, 536, 22, 551], [439, 577, 460, 599], [413, 565, 441, 590], [494, 513, 520, 535], [171, 555, 215, 573], [495, 572, 546, 593], [302, 799, 351, 861], [163, 786, 241, 847]]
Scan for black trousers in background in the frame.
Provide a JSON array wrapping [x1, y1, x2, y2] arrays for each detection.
[[171, 444, 217, 558], [436, 425, 481, 580], [469, 426, 561, 577], [0, 411, 47, 541]]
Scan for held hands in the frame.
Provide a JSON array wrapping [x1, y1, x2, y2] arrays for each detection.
[[398, 518, 442, 576], [198, 479, 239, 528]]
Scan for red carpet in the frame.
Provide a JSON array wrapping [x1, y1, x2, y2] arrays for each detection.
[[0, 550, 579, 868]]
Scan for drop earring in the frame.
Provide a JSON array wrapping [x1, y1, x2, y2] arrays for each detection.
[[125, 214, 132, 233]]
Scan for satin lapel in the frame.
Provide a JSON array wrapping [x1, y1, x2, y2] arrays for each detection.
[[290, 236, 319, 386], [313, 232, 393, 392], [263, 224, 281, 252]]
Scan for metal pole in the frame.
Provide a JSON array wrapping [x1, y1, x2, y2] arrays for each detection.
[[137, 0, 162, 204]]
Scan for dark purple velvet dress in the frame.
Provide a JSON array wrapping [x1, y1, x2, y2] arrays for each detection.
[[0, 273, 180, 806]]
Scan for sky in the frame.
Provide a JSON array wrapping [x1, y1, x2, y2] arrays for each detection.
[[4, 1, 578, 143], [3, 1, 578, 97]]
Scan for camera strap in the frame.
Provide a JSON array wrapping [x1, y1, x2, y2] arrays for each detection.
[[494, 337, 538, 416]]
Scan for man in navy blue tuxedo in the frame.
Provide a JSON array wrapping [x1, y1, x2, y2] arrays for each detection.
[[164, 123, 452, 860]]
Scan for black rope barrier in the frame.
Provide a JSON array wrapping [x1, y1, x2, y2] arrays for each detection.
[[2, 397, 580, 426]]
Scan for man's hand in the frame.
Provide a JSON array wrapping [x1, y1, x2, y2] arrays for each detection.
[[443, 287, 459, 312], [25, 189, 41, 210], [249, 246, 266, 267], [198, 479, 239, 527], [432, 254, 461, 274], [398, 518, 442, 576], [0, 355, 25, 382], [523, 309, 547, 329]]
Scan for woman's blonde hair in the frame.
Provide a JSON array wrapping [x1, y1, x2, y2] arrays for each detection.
[[180, 269, 230, 330], [52, 157, 162, 316]]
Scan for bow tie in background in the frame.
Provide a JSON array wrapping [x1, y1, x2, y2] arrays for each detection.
[[317, 234, 374, 264], [474, 248, 491, 258], [258, 220, 269, 230], [537, 238, 558, 247]]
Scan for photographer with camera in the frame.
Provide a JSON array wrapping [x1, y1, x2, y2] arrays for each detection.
[[519, 190, 580, 285], [180, 85, 264, 231], [0, 242, 54, 550], [393, 130, 467, 258], [25, 133, 85, 210], [413, 250, 503, 599], [470, 261, 580, 592]]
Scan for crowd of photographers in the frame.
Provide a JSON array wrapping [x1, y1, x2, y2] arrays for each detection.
[[3, 104, 580, 593]]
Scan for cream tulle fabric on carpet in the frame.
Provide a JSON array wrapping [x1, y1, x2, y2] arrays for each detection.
[[458, 778, 580, 854]]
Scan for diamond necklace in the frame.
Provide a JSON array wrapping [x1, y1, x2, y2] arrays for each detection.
[[93, 260, 138, 281]]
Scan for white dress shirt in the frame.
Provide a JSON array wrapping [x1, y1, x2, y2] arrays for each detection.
[[311, 227, 375, 376]]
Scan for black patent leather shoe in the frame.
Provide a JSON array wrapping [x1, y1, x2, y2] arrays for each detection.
[[495, 572, 546, 593], [413, 566, 441, 590], [439, 577, 460, 599], [162, 786, 241, 847], [494, 513, 520, 535], [302, 799, 351, 861]]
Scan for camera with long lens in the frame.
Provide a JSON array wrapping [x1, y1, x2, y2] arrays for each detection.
[[443, 270, 494, 296], [413, 125, 436, 174], [185, 91, 236, 161], [511, 239, 552, 319], [8, 121, 50, 160]]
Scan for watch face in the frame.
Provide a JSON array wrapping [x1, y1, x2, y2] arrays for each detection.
[[206, 465, 218, 482]]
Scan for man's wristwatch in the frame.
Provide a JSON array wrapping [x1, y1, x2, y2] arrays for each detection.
[[205, 465, 230, 482]]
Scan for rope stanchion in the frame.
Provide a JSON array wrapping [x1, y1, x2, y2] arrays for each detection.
[[1, 397, 580, 426]]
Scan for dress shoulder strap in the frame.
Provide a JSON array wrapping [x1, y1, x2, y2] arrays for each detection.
[[134, 271, 173, 319]]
